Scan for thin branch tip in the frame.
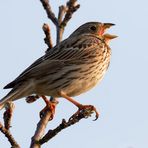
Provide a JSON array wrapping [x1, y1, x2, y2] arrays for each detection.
[[40, 0, 58, 25], [0, 122, 20, 147], [42, 23, 53, 50]]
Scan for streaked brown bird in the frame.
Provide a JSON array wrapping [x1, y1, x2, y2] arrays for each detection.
[[0, 22, 117, 119]]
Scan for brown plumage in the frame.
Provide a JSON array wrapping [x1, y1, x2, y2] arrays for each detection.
[[0, 22, 117, 118]]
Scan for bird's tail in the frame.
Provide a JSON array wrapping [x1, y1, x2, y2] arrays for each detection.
[[0, 88, 19, 109], [0, 84, 33, 110]]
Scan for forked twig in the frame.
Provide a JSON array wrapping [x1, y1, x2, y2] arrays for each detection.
[[39, 107, 95, 145], [40, 0, 80, 45]]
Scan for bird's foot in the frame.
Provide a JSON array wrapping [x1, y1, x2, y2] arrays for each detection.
[[69, 105, 99, 121], [40, 96, 58, 121], [26, 95, 39, 103], [59, 91, 99, 121], [39, 102, 56, 121]]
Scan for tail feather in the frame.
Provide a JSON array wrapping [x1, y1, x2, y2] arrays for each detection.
[[0, 83, 33, 110], [0, 88, 21, 110]]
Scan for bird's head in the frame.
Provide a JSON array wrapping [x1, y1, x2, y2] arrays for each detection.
[[70, 22, 117, 43]]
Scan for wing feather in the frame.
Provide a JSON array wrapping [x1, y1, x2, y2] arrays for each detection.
[[4, 35, 102, 89]]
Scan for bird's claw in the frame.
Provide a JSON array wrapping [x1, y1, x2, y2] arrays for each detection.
[[26, 95, 39, 103], [39, 102, 56, 121], [69, 105, 99, 121]]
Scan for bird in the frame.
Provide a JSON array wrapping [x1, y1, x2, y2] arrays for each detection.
[[0, 22, 117, 120]]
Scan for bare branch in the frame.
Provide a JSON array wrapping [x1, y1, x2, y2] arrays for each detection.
[[0, 102, 19, 147], [56, 5, 66, 44], [0, 122, 20, 148], [40, 0, 58, 26], [42, 23, 53, 52], [56, 26, 64, 44], [40, 0, 80, 44], [3, 102, 15, 130], [56, 0, 80, 43], [39, 107, 95, 145], [61, 0, 80, 28], [58, 6, 66, 25], [30, 100, 58, 148]]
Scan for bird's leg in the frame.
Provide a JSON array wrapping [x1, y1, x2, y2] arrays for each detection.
[[59, 91, 99, 121], [40, 96, 58, 120]]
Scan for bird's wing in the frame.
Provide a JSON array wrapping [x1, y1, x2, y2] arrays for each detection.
[[4, 36, 102, 89]]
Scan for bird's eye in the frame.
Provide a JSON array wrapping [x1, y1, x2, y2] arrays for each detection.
[[90, 26, 97, 31]]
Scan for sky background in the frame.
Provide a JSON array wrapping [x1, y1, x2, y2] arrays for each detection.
[[0, 0, 148, 148]]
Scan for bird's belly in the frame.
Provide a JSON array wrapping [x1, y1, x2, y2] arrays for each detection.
[[35, 60, 109, 97], [65, 78, 99, 97], [62, 67, 107, 97]]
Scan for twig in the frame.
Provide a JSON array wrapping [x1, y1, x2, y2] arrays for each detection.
[[42, 23, 53, 52], [0, 102, 19, 147], [30, 110, 52, 148], [40, 0, 80, 44], [61, 0, 80, 29], [3, 102, 15, 130], [40, 0, 58, 26], [0, 122, 20, 148], [56, 5, 66, 44], [39, 107, 94, 145], [58, 6, 66, 25], [57, 0, 80, 43], [30, 100, 58, 148]]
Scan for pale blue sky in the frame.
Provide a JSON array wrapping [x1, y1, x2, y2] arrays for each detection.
[[0, 0, 148, 148]]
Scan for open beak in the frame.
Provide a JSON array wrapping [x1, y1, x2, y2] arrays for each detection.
[[103, 33, 118, 43], [103, 34, 118, 39], [99, 23, 115, 36]]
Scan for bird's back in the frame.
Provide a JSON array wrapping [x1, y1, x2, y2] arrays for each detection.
[[3, 34, 111, 97]]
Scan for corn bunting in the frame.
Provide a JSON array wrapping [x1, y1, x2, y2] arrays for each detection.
[[0, 22, 117, 119]]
